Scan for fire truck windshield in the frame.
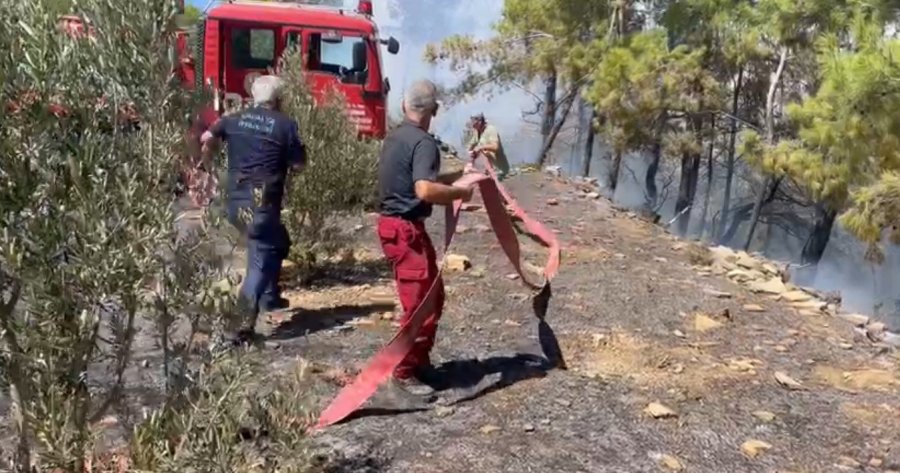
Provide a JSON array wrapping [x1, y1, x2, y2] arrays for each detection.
[[308, 33, 368, 85]]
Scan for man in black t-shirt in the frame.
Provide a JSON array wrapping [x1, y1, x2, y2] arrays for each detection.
[[377, 79, 475, 398], [201, 75, 305, 345]]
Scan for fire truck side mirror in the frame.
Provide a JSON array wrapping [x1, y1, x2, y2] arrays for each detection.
[[383, 36, 399, 55], [383, 78, 391, 94]]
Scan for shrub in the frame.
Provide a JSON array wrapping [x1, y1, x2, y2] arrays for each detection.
[[278, 50, 381, 281], [0, 0, 254, 470]]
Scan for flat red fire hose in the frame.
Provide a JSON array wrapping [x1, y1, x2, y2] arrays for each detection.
[[313, 155, 562, 429]]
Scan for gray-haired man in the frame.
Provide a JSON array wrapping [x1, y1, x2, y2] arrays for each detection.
[[201, 75, 306, 345], [376, 79, 475, 398]]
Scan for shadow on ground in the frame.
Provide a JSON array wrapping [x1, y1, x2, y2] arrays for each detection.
[[281, 258, 392, 291], [268, 302, 396, 340], [339, 353, 557, 426], [430, 353, 555, 403]]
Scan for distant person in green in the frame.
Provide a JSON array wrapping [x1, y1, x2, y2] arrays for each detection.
[[467, 113, 511, 181]]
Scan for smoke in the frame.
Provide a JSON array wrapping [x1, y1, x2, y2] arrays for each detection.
[[372, 0, 544, 162], [365, 0, 899, 325]]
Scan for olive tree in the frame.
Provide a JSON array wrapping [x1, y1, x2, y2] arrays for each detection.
[[278, 49, 381, 281], [0, 0, 223, 469]]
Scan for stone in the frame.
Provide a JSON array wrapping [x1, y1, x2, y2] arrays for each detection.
[[740, 439, 772, 458], [781, 290, 812, 303], [735, 252, 763, 271], [546, 198, 560, 206], [585, 192, 601, 199], [544, 165, 562, 177], [838, 313, 870, 327], [748, 277, 788, 295], [659, 454, 684, 471], [97, 415, 119, 427], [752, 410, 776, 423], [866, 321, 886, 336], [791, 300, 827, 311], [727, 268, 765, 282], [774, 371, 804, 390], [523, 423, 535, 432], [445, 254, 471, 272], [479, 424, 501, 434], [672, 329, 687, 338], [743, 304, 766, 313], [703, 288, 733, 299], [836, 456, 861, 469], [435, 406, 456, 418], [694, 313, 724, 332], [644, 402, 678, 419]]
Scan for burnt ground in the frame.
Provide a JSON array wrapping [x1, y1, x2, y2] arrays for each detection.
[[253, 171, 900, 473], [2, 170, 899, 472]]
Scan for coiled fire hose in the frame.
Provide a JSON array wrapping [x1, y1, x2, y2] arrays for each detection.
[[314, 154, 562, 429]]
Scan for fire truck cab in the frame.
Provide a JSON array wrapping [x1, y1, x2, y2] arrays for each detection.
[[190, 0, 399, 138]]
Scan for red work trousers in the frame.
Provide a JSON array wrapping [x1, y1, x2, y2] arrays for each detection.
[[376, 215, 445, 379]]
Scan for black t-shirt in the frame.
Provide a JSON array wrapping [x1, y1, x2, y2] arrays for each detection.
[[377, 120, 441, 220], [210, 106, 305, 206]]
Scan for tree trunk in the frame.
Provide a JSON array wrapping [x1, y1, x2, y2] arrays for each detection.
[[645, 139, 662, 210], [744, 176, 782, 250], [610, 150, 623, 192], [537, 92, 576, 167], [698, 118, 716, 239], [581, 108, 596, 177], [744, 46, 788, 250], [801, 204, 838, 265], [717, 66, 743, 243], [674, 150, 701, 236], [540, 72, 557, 148]]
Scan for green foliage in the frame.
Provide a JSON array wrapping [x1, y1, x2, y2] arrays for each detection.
[[176, 5, 202, 28], [585, 30, 720, 154], [130, 358, 318, 472], [279, 49, 380, 280], [424, 0, 610, 101], [0, 0, 205, 469], [840, 172, 900, 263]]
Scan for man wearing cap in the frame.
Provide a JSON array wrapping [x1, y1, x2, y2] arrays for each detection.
[[201, 75, 306, 345], [467, 113, 510, 181], [377, 79, 475, 397]]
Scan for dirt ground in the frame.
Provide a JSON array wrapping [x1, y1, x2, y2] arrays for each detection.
[[255, 171, 900, 473], [3, 170, 899, 472]]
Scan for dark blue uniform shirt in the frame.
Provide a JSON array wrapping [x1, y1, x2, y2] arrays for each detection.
[[210, 106, 305, 208]]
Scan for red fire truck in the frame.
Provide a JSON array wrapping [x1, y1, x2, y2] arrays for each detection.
[[185, 0, 399, 138], [32, 1, 399, 205]]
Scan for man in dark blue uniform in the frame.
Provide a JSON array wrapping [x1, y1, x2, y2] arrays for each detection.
[[201, 75, 305, 344]]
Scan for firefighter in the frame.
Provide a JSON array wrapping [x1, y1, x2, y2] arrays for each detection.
[[467, 113, 511, 181], [377, 79, 475, 398], [201, 75, 305, 346]]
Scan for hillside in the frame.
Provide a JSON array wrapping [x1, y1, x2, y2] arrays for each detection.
[[248, 170, 900, 472]]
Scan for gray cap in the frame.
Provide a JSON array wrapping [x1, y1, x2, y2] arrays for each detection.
[[251, 75, 285, 106], [403, 79, 439, 114]]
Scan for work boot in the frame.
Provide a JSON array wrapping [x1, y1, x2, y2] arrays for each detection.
[[387, 375, 438, 406], [260, 295, 290, 312]]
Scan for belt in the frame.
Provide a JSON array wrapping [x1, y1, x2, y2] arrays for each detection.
[[314, 153, 562, 429]]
